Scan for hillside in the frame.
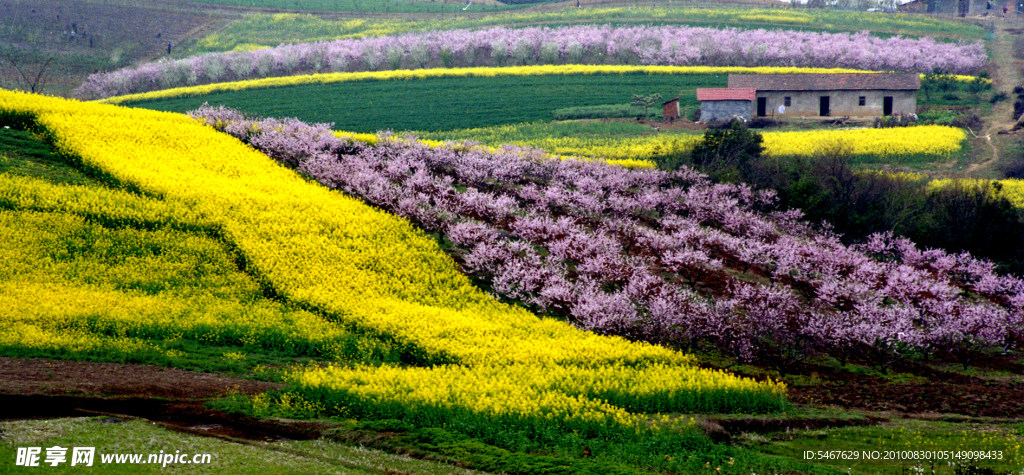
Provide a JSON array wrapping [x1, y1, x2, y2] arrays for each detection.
[[3, 84, 1024, 473], [2, 2, 1024, 475]]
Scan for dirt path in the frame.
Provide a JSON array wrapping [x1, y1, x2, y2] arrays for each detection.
[[0, 356, 280, 400], [966, 13, 1023, 174], [0, 356, 316, 442]]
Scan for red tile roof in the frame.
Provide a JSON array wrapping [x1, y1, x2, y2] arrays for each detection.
[[696, 88, 757, 102]]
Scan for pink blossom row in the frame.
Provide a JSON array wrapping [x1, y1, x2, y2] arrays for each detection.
[[75, 25, 986, 100], [191, 105, 1020, 371]]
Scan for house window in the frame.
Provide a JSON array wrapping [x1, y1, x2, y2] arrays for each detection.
[[784, 97, 791, 107], [859, 96, 866, 106]]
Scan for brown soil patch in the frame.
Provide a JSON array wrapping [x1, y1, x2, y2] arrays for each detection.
[[613, 117, 707, 131], [782, 354, 1024, 419], [0, 395, 329, 442], [713, 416, 882, 433], [0, 356, 281, 400], [0, 357, 317, 442]]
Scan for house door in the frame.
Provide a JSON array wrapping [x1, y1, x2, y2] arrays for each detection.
[[819, 96, 830, 117], [883, 96, 893, 116], [756, 97, 767, 117]]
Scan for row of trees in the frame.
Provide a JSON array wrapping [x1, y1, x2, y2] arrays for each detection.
[[75, 25, 986, 99]]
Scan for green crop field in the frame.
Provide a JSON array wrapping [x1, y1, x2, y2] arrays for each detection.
[[123, 72, 719, 132], [121, 71, 990, 135]]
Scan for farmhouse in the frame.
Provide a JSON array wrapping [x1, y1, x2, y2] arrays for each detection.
[[726, 73, 920, 118], [695, 88, 756, 122]]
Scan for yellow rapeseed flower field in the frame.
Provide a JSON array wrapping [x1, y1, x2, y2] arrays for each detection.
[[995, 178, 1024, 208], [0, 175, 393, 362], [477, 134, 700, 162], [762, 125, 966, 158], [929, 178, 1024, 209], [432, 125, 965, 162], [340, 130, 659, 168], [1, 90, 786, 436]]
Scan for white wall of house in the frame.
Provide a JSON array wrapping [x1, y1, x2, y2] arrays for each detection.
[[753, 90, 916, 117]]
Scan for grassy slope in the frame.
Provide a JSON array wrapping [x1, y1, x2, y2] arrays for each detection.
[[0, 418, 491, 475], [416, 120, 687, 142], [0, 128, 98, 187], [0, 0, 232, 97], [742, 420, 1024, 475]]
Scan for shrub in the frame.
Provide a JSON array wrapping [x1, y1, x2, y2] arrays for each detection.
[[552, 104, 655, 120], [999, 155, 1024, 179], [873, 114, 918, 128], [924, 180, 1024, 262], [689, 121, 763, 181], [913, 109, 982, 130], [747, 117, 785, 129]]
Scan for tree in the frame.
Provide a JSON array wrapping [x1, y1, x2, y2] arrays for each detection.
[[966, 76, 986, 99], [689, 120, 764, 181], [923, 180, 1024, 263], [630, 93, 662, 119], [0, 48, 54, 94]]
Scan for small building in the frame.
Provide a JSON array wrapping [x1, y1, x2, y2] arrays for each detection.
[[727, 73, 920, 118], [663, 97, 680, 120], [696, 88, 756, 122], [897, 0, 928, 12]]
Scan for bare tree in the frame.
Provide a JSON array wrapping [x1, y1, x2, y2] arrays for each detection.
[[1, 48, 55, 94]]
